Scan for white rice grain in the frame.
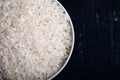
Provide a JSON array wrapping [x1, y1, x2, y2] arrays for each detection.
[[0, 0, 72, 80]]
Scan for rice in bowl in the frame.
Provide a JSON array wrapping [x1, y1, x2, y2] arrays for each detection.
[[0, 0, 73, 80]]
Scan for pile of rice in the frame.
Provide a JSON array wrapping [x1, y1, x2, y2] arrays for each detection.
[[0, 0, 72, 80]]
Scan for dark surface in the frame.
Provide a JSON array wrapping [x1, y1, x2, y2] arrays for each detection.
[[53, 0, 120, 80]]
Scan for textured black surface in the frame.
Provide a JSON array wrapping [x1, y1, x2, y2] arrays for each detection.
[[53, 0, 120, 80]]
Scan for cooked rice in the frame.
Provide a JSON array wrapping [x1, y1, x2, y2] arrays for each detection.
[[0, 0, 72, 80]]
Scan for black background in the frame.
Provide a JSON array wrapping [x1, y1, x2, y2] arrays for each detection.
[[53, 0, 120, 80]]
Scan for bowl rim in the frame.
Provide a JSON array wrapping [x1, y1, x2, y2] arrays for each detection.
[[48, 0, 75, 80]]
